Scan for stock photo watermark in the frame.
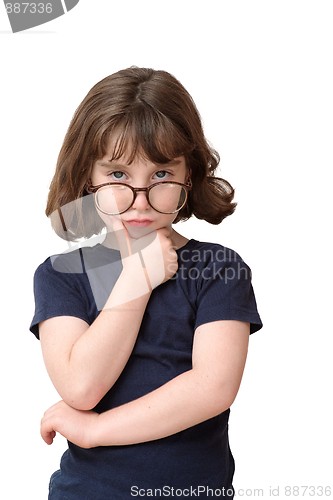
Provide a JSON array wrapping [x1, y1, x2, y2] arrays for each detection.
[[45, 192, 255, 310], [3, 0, 80, 32], [130, 484, 333, 497]]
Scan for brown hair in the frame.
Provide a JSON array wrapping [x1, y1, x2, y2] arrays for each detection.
[[46, 67, 236, 240]]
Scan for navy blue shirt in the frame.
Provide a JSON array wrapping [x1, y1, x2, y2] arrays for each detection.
[[30, 239, 262, 499]]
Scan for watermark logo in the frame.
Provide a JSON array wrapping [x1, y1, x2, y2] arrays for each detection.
[[3, 0, 80, 33], [46, 195, 250, 311]]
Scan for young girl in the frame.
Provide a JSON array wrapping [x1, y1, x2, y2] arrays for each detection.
[[31, 67, 262, 499]]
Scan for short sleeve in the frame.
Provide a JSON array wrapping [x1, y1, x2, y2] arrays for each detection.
[[30, 254, 96, 339], [194, 251, 262, 334]]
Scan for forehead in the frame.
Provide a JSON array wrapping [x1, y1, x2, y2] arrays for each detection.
[[101, 134, 187, 169], [99, 115, 191, 166]]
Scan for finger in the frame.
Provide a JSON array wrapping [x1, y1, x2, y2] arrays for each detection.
[[43, 431, 56, 445], [40, 419, 56, 445], [109, 217, 132, 257]]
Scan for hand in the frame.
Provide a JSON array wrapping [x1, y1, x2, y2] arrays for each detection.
[[140, 227, 178, 288], [110, 218, 178, 290], [41, 400, 99, 449]]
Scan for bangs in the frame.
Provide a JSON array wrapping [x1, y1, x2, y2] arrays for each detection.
[[101, 107, 195, 164]]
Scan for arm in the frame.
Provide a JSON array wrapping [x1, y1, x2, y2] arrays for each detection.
[[41, 320, 249, 447], [40, 226, 177, 411]]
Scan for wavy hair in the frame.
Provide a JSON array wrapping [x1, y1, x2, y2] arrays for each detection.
[[46, 67, 236, 240]]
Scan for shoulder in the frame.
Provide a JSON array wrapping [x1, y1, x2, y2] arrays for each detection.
[[179, 239, 246, 269], [183, 242, 263, 333], [31, 248, 102, 338], [34, 243, 117, 278], [35, 250, 82, 275], [33, 245, 108, 290], [33, 244, 122, 310], [33, 249, 85, 290]]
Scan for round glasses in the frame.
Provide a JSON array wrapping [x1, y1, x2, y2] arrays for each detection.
[[87, 181, 191, 215]]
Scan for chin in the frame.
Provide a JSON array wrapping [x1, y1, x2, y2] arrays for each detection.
[[125, 225, 157, 239]]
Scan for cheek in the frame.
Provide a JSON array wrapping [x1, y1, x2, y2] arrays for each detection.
[[155, 213, 178, 228], [96, 208, 121, 231], [168, 214, 178, 225]]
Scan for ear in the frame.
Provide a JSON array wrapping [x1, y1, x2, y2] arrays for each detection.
[[186, 169, 192, 187]]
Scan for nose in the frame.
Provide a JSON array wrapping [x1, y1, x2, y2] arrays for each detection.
[[132, 190, 150, 211]]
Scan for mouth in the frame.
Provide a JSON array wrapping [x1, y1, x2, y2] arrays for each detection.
[[124, 219, 153, 227]]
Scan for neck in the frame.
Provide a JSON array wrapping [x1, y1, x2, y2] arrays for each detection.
[[170, 229, 189, 250]]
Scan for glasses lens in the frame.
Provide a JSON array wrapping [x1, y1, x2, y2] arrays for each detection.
[[95, 185, 133, 215], [149, 183, 187, 214]]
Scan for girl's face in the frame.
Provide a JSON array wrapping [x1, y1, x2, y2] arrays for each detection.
[[90, 147, 188, 239]]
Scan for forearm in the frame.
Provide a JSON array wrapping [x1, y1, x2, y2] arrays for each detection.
[[46, 255, 151, 410], [41, 322, 248, 449], [72, 292, 150, 406], [92, 368, 234, 447]]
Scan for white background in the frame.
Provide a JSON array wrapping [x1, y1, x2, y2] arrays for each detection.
[[1, 1, 332, 498]]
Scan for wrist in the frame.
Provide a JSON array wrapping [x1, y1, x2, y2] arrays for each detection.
[[86, 412, 105, 448], [104, 254, 152, 310], [121, 252, 152, 292], [90, 411, 113, 448]]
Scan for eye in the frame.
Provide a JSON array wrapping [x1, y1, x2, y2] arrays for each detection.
[[154, 170, 169, 180], [109, 171, 126, 181]]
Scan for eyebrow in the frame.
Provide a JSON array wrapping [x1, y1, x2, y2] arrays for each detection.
[[97, 158, 182, 169], [96, 161, 128, 169]]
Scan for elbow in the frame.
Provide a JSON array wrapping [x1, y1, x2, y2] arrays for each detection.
[[216, 391, 237, 414], [206, 382, 240, 416], [65, 399, 98, 412], [52, 368, 118, 410], [60, 384, 106, 411], [62, 394, 101, 411], [207, 397, 232, 417]]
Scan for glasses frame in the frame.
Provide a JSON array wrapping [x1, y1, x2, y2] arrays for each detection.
[[86, 180, 192, 215]]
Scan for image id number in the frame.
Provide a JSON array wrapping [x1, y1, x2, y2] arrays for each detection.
[[5, 3, 53, 14], [285, 486, 332, 496]]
